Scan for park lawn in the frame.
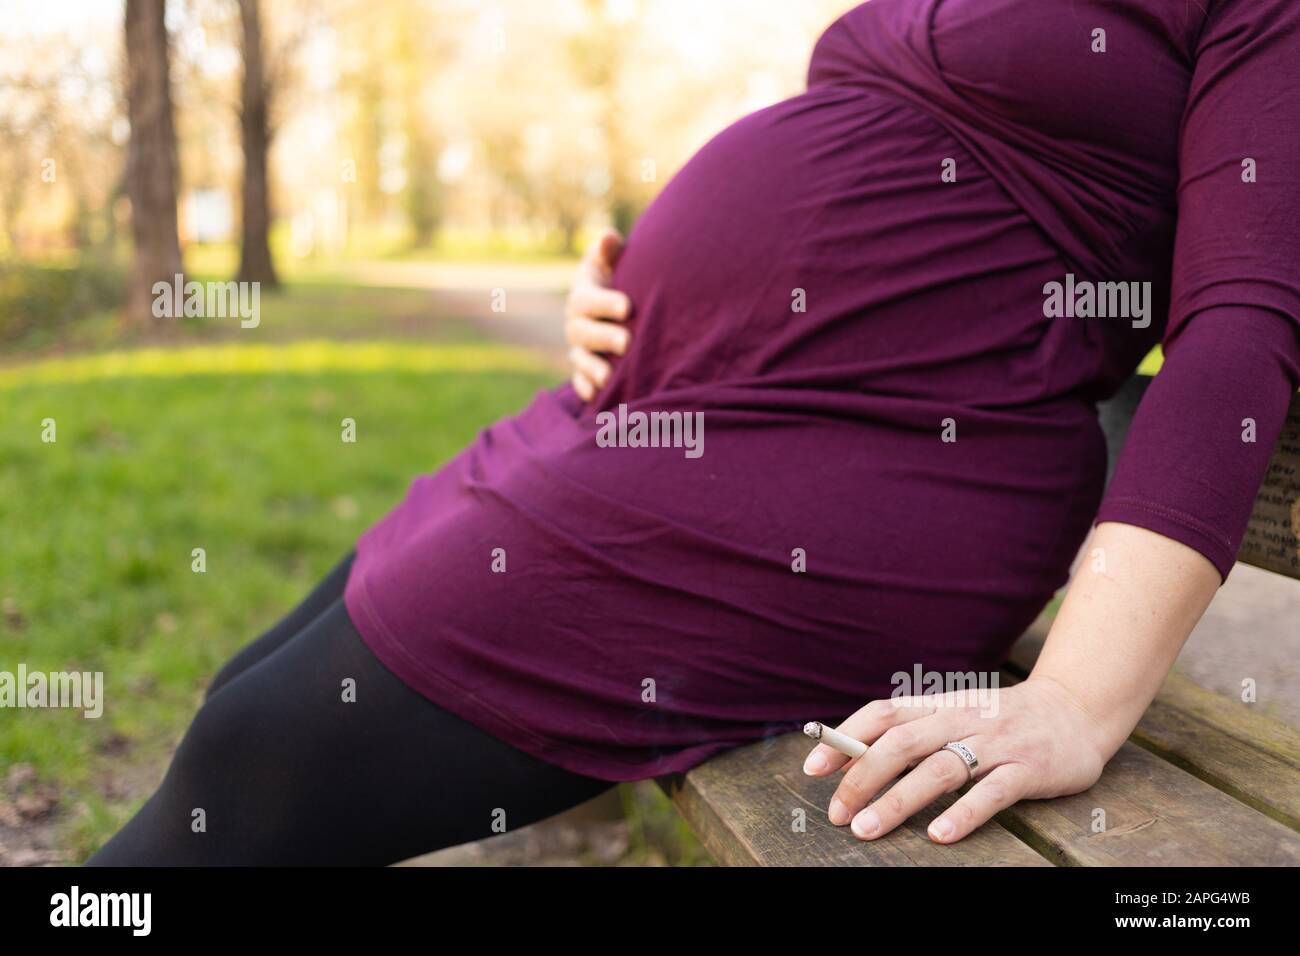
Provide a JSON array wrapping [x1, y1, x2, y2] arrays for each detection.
[[184, 230, 578, 275], [0, 345, 559, 859], [3, 269, 484, 357]]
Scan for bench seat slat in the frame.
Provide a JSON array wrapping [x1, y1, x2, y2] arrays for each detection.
[[669, 667, 1300, 866], [671, 725, 1300, 868], [662, 732, 1050, 866], [995, 739, 1300, 866]]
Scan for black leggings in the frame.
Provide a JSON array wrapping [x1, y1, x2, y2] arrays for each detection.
[[86, 554, 614, 866]]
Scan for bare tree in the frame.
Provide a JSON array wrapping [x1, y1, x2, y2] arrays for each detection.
[[124, 0, 183, 324], [237, 0, 278, 287]]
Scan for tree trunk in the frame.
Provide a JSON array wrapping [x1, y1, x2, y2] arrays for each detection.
[[123, 0, 183, 324], [237, 0, 278, 287]]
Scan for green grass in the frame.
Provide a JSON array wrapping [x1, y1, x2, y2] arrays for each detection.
[[1, 277, 704, 864], [3, 225, 577, 359], [0, 355, 559, 859], [2, 273, 484, 358], [184, 228, 577, 281]]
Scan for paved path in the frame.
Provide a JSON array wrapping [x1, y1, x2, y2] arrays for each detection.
[[340, 260, 571, 361]]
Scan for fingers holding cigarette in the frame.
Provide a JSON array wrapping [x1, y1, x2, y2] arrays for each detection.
[[802, 697, 934, 776], [803, 720, 873, 777]]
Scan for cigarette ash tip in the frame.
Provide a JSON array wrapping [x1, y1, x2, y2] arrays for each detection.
[[803, 721, 823, 740]]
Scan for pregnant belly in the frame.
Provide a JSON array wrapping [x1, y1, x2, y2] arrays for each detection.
[[597, 84, 1061, 409]]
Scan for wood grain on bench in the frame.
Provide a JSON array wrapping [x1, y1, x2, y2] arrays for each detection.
[[669, 615, 1300, 866], [661, 732, 1048, 866], [665, 707, 1300, 867]]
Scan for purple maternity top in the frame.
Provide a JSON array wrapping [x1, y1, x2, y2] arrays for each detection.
[[345, 0, 1300, 780]]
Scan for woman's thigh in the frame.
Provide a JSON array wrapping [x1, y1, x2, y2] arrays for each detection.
[[205, 551, 355, 699], [88, 600, 613, 866]]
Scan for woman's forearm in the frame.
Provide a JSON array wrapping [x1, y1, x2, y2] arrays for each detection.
[[1030, 521, 1221, 759]]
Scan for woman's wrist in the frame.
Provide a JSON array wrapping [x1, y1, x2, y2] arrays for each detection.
[[1024, 668, 1138, 763], [1028, 522, 1220, 765]]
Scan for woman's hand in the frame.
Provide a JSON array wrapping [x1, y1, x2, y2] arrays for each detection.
[[565, 229, 631, 401], [802, 677, 1109, 845], [803, 522, 1220, 846]]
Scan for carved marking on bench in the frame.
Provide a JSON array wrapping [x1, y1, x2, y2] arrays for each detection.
[[1087, 817, 1158, 840]]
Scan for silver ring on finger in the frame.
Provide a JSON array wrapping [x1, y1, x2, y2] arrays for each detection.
[[940, 741, 979, 783]]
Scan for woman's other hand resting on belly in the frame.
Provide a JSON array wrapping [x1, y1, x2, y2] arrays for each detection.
[[803, 521, 1221, 845], [565, 229, 631, 401]]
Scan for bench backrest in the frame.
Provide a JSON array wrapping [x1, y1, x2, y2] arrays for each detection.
[[1099, 377, 1300, 580]]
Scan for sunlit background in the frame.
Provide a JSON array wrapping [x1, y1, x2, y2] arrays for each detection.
[[1, 0, 848, 282]]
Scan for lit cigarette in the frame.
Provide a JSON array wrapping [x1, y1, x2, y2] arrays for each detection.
[[803, 721, 867, 759]]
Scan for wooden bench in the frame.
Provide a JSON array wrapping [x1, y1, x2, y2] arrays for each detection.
[[661, 376, 1300, 865]]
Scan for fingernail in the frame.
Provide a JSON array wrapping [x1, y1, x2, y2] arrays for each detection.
[[803, 752, 829, 775], [851, 809, 881, 839], [828, 798, 851, 826], [928, 817, 955, 842]]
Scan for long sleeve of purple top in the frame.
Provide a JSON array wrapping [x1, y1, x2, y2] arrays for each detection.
[[1095, 0, 1300, 581]]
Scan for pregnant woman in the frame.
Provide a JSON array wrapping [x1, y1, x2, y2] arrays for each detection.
[[90, 0, 1299, 865]]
